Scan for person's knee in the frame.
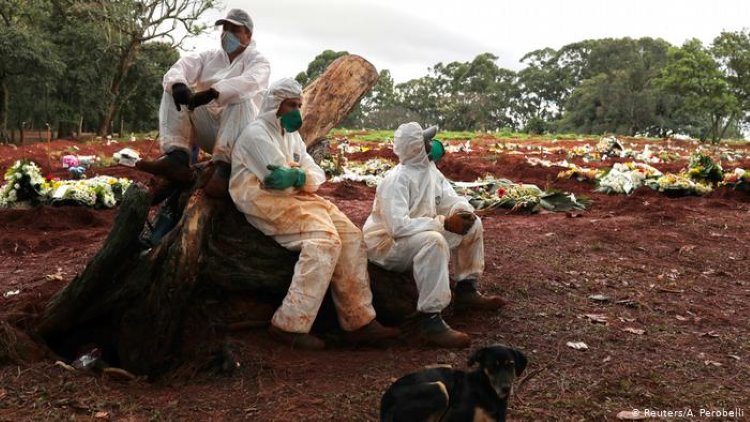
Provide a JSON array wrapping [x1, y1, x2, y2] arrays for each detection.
[[422, 231, 450, 252]]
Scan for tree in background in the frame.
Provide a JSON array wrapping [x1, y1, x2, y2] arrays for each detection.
[[0, 0, 63, 141], [712, 30, 750, 135], [92, 0, 216, 136], [559, 38, 673, 136], [656, 39, 740, 142], [295, 49, 349, 87]]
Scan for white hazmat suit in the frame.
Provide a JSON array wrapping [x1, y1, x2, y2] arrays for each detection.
[[229, 78, 377, 334], [159, 41, 270, 163], [363, 122, 485, 313]]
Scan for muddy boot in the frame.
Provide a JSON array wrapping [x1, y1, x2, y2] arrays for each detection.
[[344, 320, 400, 346], [268, 325, 325, 350], [453, 279, 507, 312], [136, 150, 194, 184], [407, 312, 470, 349], [202, 161, 231, 199]]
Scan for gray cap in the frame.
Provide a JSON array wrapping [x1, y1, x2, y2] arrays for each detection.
[[423, 125, 438, 141], [215, 9, 254, 33]]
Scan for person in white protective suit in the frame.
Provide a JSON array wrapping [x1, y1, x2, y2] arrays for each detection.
[[363, 122, 506, 349], [135, 8, 270, 199], [229, 78, 400, 350]]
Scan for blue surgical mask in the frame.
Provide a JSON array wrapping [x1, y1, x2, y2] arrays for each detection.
[[221, 31, 244, 54]]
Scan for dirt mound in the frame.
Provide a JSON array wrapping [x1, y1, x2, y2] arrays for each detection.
[[1, 137, 749, 421]]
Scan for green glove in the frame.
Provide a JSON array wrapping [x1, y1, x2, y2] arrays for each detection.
[[264, 164, 306, 189]]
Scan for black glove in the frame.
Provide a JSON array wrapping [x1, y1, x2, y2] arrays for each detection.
[[188, 88, 219, 111], [171, 83, 192, 111]]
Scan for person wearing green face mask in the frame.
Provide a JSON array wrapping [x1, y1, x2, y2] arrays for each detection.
[[229, 78, 400, 350], [363, 122, 507, 349], [134, 8, 270, 201]]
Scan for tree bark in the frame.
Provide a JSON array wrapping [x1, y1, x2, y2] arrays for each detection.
[[300, 54, 379, 147], [98, 40, 140, 136]]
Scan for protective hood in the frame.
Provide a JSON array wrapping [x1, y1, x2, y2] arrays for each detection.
[[394, 122, 430, 168], [259, 77, 303, 116]]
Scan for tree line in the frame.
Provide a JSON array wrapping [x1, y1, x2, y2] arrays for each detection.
[[2, 1, 748, 143], [298, 33, 750, 142], [0, 0, 214, 142]]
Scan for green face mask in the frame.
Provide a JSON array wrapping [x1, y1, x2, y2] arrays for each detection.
[[429, 139, 445, 162], [279, 109, 302, 133]]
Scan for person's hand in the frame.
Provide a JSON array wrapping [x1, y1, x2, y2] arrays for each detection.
[[171, 83, 192, 111], [188, 88, 219, 111], [263, 164, 306, 190], [444, 211, 477, 235]]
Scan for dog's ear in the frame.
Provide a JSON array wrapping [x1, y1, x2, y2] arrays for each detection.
[[467, 348, 486, 367], [512, 349, 528, 376]]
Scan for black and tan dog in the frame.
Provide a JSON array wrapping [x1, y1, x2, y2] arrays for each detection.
[[380, 345, 527, 422]]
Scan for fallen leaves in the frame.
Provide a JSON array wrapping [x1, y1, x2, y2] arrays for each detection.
[[566, 341, 589, 351], [45, 267, 65, 281], [583, 314, 608, 324], [622, 327, 646, 336]]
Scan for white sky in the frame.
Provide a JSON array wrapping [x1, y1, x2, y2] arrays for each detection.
[[182, 0, 750, 84]]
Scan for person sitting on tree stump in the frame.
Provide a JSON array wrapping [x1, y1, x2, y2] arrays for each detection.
[[363, 122, 507, 349], [135, 8, 271, 199], [229, 78, 399, 350]]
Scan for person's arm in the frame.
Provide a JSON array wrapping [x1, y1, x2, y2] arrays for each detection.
[[233, 125, 287, 182], [436, 172, 474, 216], [293, 135, 326, 193], [162, 52, 205, 91], [380, 177, 444, 238], [212, 54, 271, 106]]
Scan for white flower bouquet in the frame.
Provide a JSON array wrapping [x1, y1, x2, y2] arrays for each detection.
[[0, 159, 50, 208]]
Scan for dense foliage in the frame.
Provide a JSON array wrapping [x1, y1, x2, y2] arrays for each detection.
[[1, 1, 748, 142]]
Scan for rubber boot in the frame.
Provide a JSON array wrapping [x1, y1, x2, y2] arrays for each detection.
[[407, 312, 470, 349], [454, 279, 507, 311]]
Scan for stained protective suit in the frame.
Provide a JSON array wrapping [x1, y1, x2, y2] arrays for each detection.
[[229, 78, 376, 334], [159, 40, 271, 163], [363, 122, 485, 313]]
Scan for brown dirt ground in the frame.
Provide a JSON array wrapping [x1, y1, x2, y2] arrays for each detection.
[[1, 136, 749, 421]]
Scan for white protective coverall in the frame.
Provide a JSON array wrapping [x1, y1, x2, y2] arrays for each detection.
[[363, 122, 485, 313], [229, 78, 376, 334], [160, 41, 270, 163]]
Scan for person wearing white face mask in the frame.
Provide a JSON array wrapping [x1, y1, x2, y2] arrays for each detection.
[[363, 122, 506, 349], [229, 78, 400, 350], [135, 8, 270, 199]]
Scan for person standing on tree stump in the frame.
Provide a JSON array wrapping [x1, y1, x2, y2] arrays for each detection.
[[229, 78, 399, 350], [363, 122, 507, 349], [134, 8, 270, 199]]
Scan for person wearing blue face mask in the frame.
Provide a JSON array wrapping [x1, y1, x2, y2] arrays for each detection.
[[363, 122, 507, 349], [134, 8, 270, 200], [229, 78, 400, 350]]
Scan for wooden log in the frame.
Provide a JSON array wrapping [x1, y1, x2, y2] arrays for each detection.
[[300, 54, 378, 147]]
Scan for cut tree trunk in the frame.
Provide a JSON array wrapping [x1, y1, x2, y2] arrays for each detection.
[[35, 55, 414, 378], [300, 54, 378, 147]]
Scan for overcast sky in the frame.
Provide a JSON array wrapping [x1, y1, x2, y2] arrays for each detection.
[[182, 0, 750, 84]]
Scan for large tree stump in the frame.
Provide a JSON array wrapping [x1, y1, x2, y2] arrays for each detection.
[[35, 55, 412, 378], [38, 184, 418, 376], [300, 54, 378, 147]]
